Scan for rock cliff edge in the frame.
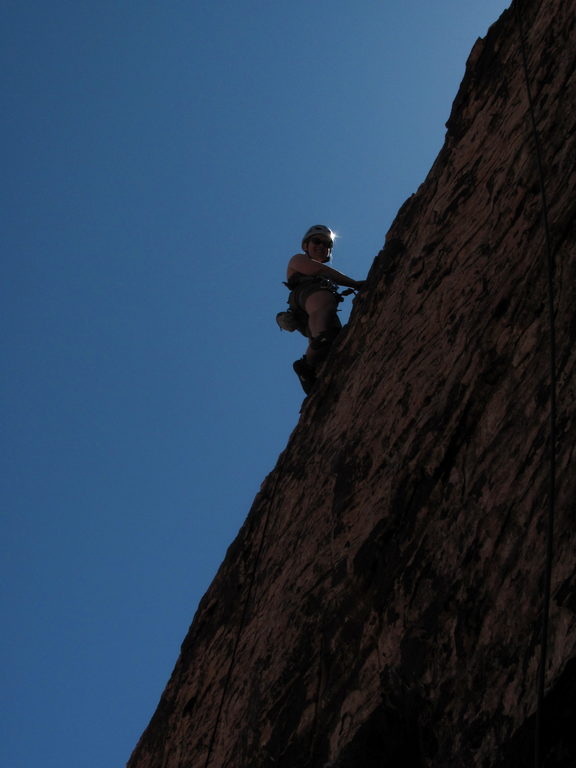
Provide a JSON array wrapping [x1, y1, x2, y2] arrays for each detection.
[[127, 0, 576, 765]]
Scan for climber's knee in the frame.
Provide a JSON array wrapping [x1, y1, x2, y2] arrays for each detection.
[[308, 328, 341, 366], [310, 327, 340, 350]]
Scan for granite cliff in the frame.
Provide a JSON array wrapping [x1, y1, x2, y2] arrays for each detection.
[[127, 0, 576, 765]]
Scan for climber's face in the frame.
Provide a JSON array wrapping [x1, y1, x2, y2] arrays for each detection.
[[306, 236, 331, 263]]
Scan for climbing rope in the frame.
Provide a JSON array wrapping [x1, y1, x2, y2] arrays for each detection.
[[203, 10, 560, 765], [515, 4, 558, 767], [203, 457, 284, 768]]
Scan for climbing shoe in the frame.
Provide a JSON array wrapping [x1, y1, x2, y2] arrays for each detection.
[[292, 357, 316, 395]]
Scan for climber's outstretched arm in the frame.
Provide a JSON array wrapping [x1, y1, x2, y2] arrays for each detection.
[[288, 253, 365, 290]]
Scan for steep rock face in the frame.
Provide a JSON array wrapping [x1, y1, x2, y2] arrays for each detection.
[[127, 0, 576, 766]]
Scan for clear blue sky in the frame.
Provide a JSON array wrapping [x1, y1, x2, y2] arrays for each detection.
[[2, 2, 510, 766]]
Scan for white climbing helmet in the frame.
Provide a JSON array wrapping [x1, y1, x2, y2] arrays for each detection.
[[301, 224, 335, 250]]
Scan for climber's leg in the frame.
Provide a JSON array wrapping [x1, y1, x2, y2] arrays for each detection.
[[304, 291, 341, 367]]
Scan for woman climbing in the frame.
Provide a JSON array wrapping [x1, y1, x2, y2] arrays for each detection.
[[286, 225, 366, 393]]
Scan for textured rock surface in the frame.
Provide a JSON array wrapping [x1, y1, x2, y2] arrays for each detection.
[[127, 0, 576, 765]]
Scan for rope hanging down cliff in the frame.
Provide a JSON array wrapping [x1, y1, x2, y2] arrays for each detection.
[[203, 11, 558, 767], [515, 4, 558, 768]]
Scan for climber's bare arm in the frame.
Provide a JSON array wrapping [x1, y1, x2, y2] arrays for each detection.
[[287, 253, 365, 290]]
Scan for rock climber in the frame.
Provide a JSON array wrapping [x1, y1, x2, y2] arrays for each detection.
[[286, 224, 366, 394]]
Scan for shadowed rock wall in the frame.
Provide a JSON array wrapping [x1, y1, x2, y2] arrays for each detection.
[[127, 0, 576, 765]]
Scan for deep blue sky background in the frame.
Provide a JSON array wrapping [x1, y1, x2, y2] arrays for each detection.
[[3, 2, 510, 766]]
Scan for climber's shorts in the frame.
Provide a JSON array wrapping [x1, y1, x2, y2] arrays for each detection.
[[291, 278, 340, 311]]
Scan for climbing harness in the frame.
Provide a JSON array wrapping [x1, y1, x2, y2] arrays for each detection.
[[515, 5, 558, 768], [276, 275, 354, 337]]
